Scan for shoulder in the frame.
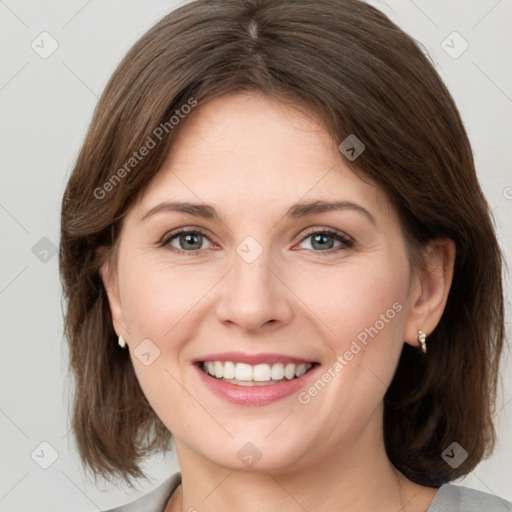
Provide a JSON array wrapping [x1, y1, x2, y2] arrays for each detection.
[[102, 472, 182, 512], [428, 483, 512, 512]]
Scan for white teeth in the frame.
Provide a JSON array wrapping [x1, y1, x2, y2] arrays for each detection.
[[284, 363, 296, 380], [202, 361, 314, 383], [223, 361, 236, 379], [271, 363, 285, 380], [235, 363, 253, 381], [295, 363, 307, 378], [253, 364, 271, 382], [214, 361, 223, 378]]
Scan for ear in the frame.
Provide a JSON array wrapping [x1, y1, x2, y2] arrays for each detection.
[[404, 238, 456, 349], [98, 246, 127, 340]]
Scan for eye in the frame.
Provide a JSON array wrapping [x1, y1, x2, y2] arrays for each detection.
[[161, 229, 214, 253], [296, 228, 354, 252], [160, 227, 354, 255]]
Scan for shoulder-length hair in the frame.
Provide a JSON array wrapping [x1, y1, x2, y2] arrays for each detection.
[[59, 0, 505, 488]]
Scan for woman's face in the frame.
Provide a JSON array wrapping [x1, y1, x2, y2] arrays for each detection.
[[103, 92, 424, 472]]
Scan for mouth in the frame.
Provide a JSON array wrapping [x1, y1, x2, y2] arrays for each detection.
[[197, 360, 318, 386], [194, 358, 320, 406]]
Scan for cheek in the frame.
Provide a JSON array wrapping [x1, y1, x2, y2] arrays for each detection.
[[119, 261, 208, 430], [299, 257, 409, 370], [119, 260, 207, 345], [291, 261, 409, 429], [118, 261, 216, 422]]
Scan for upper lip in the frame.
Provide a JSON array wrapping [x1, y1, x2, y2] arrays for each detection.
[[192, 352, 317, 365]]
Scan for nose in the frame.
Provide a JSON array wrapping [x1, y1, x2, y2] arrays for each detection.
[[215, 250, 294, 333]]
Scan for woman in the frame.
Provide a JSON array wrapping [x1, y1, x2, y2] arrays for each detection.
[[59, 0, 510, 510]]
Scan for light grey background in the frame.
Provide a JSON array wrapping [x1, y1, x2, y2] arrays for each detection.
[[0, 0, 511, 510]]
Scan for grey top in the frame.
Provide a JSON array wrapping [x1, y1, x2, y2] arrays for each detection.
[[103, 472, 512, 512], [103, 473, 181, 512]]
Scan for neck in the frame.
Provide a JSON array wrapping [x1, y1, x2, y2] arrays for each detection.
[[166, 406, 437, 512]]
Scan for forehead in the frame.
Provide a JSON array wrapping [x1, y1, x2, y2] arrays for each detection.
[[133, 92, 391, 222]]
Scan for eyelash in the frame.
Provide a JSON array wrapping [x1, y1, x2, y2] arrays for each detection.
[[159, 227, 355, 255]]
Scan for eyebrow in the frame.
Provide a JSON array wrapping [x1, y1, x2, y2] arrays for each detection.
[[140, 199, 376, 226]]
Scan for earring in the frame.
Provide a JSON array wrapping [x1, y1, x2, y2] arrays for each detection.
[[418, 330, 427, 354], [118, 335, 127, 349]]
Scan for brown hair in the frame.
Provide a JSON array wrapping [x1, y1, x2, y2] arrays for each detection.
[[59, 0, 505, 488]]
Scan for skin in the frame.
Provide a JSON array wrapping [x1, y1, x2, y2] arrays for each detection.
[[101, 92, 455, 512]]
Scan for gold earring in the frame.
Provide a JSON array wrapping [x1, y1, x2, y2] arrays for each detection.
[[118, 335, 127, 349], [418, 330, 427, 354]]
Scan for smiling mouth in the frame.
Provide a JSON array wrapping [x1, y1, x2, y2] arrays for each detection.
[[198, 360, 318, 386]]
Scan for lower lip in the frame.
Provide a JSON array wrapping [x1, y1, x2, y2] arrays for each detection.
[[194, 363, 320, 406]]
